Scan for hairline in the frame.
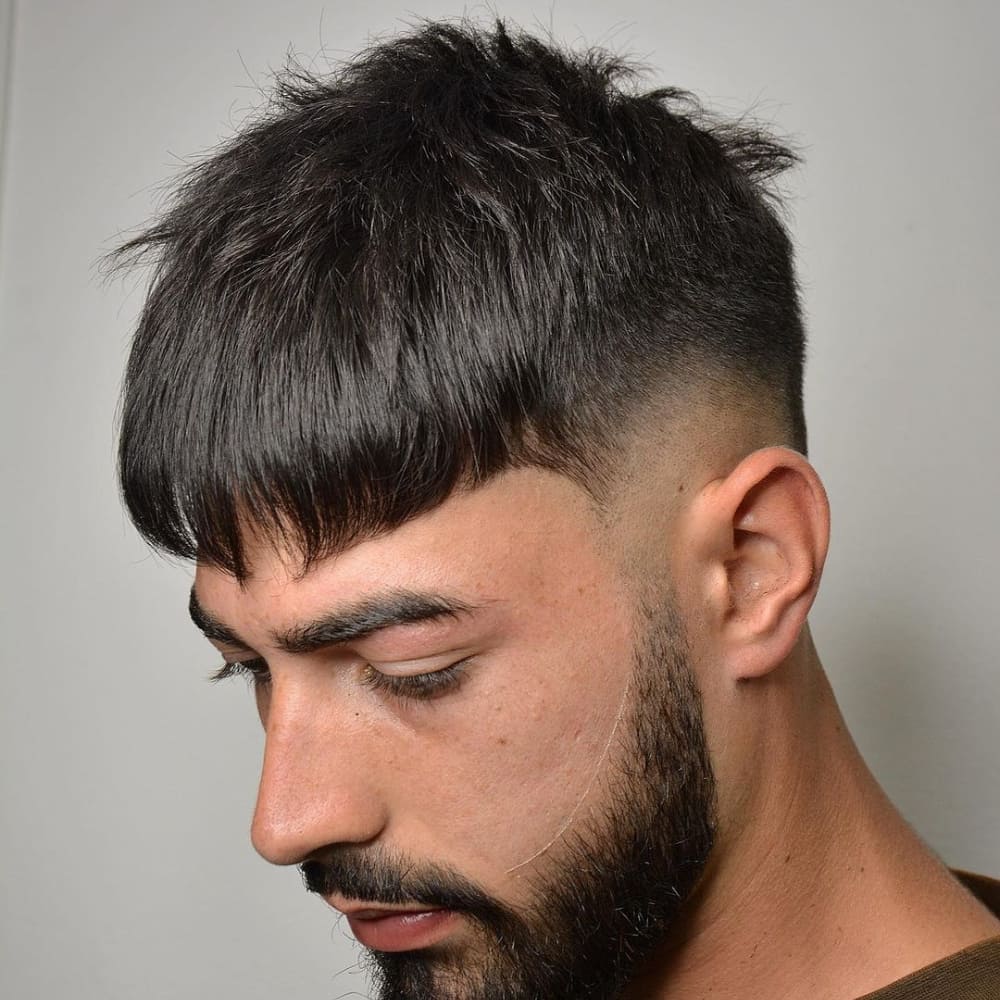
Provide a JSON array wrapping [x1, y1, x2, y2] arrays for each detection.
[[207, 371, 793, 584]]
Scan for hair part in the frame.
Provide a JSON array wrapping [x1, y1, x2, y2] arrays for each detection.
[[113, 18, 806, 580]]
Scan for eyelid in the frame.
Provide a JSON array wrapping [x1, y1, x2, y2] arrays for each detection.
[[366, 649, 475, 678], [361, 657, 470, 701], [209, 651, 475, 704]]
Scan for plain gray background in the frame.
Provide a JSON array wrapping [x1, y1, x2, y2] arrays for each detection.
[[1, 1, 997, 997]]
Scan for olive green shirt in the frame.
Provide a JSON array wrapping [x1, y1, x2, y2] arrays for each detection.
[[857, 872, 1000, 999]]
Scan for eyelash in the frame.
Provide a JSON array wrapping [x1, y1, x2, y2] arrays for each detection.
[[210, 658, 269, 686], [360, 659, 469, 701], [210, 658, 469, 703]]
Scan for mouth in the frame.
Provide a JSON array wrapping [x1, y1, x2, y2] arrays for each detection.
[[343, 907, 459, 952]]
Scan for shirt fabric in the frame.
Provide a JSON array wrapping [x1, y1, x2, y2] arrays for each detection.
[[856, 872, 1000, 999]]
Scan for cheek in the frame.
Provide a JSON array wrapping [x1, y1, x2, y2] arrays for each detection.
[[393, 627, 635, 889]]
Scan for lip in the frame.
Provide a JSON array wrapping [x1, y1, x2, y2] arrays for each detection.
[[344, 908, 458, 952]]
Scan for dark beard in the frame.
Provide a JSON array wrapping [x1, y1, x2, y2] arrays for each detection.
[[302, 598, 717, 1000]]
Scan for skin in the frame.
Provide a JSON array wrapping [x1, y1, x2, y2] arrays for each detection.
[[200, 470, 639, 913], [193, 404, 1000, 999]]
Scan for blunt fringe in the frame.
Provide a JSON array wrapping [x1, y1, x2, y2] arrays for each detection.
[[114, 19, 806, 578]]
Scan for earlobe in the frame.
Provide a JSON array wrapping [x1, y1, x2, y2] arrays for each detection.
[[709, 449, 830, 680]]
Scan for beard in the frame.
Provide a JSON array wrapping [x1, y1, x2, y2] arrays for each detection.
[[301, 595, 717, 1000]]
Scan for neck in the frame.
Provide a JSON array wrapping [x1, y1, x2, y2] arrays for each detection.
[[625, 634, 1000, 1000]]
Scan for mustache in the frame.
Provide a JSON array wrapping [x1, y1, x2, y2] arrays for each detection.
[[300, 847, 517, 933]]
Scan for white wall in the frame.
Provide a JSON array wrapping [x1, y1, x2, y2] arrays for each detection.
[[0, 0, 12, 215], [1, 2, 997, 997]]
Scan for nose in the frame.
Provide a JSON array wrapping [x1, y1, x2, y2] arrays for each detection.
[[250, 678, 388, 865]]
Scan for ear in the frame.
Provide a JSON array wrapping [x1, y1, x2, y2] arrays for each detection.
[[685, 448, 830, 681]]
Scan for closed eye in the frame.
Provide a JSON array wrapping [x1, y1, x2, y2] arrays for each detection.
[[210, 656, 470, 702], [360, 658, 470, 702]]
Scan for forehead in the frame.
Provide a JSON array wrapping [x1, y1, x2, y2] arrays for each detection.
[[193, 468, 631, 627]]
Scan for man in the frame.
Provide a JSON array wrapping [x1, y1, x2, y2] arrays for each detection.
[[114, 19, 1000, 1000]]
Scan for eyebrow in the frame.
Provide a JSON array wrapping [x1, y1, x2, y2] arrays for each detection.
[[188, 587, 476, 654]]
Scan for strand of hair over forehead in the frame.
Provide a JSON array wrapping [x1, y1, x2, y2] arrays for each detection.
[[113, 18, 805, 579]]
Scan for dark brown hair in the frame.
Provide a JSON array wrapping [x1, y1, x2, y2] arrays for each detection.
[[115, 19, 805, 578]]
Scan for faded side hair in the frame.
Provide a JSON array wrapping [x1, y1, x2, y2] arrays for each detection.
[[113, 18, 806, 579]]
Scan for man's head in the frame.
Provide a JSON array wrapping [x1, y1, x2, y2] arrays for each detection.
[[117, 19, 829, 1000], [191, 468, 724, 999]]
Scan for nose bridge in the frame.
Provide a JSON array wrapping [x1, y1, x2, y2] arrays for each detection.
[[251, 677, 386, 865]]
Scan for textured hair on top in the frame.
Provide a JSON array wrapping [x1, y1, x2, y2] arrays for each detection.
[[115, 18, 806, 579]]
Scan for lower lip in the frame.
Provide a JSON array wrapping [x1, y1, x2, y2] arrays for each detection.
[[347, 909, 457, 952]]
